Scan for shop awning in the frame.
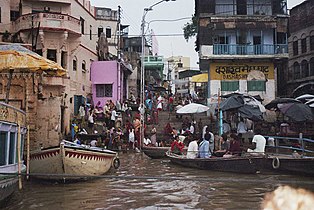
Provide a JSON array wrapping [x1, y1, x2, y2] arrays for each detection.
[[191, 73, 208, 83], [0, 44, 66, 76]]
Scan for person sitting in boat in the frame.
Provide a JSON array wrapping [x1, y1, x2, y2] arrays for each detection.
[[186, 138, 199, 159], [224, 133, 242, 156], [90, 139, 97, 147], [150, 125, 157, 146], [143, 135, 152, 146], [247, 129, 266, 155], [170, 136, 185, 155], [204, 128, 214, 155], [198, 138, 211, 158], [74, 135, 81, 145], [214, 134, 229, 157]]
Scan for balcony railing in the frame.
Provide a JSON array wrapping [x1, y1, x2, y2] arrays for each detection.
[[213, 44, 288, 55], [13, 13, 81, 35]]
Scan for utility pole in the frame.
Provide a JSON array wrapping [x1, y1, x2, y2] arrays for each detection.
[[117, 6, 121, 101]]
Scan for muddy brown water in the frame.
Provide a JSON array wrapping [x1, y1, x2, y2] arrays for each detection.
[[4, 152, 314, 210]]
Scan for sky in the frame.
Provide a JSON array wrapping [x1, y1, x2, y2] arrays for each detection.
[[90, 0, 305, 68]]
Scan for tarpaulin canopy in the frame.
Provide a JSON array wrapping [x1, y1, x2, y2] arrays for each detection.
[[191, 73, 208, 83], [0, 44, 66, 76]]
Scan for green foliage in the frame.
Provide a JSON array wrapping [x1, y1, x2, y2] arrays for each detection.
[[183, 15, 197, 42]]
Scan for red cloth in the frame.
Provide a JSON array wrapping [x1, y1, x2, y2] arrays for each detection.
[[229, 140, 241, 154], [171, 141, 185, 153]]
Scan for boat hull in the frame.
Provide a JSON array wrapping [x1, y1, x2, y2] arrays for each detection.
[[30, 144, 117, 181], [167, 153, 264, 174], [263, 155, 314, 176], [0, 176, 17, 204], [142, 146, 170, 159]]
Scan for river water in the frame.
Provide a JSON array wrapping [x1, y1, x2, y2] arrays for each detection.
[[4, 152, 314, 210]]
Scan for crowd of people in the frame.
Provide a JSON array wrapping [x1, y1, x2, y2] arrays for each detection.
[[69, 90, 266, 157], [69, 90, 198, 150]]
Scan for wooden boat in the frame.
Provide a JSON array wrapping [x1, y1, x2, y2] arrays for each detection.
[[29, 140, 120, 181], [261, 135, 314, 176], [142, 146, 170, 159], [0, 102, 27, 204], [166, 152, 264, 174], [263, 154, 314, 176]]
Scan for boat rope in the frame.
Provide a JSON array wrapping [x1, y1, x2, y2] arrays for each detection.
[[1, 172, 313, 185], [272, 157, 280, 169]]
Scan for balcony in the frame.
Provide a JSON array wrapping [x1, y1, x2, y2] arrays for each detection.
[[213, 44, 288, 55], [13, 13, 81, 35]]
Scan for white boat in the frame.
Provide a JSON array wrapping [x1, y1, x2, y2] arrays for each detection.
[[29, 140, 120, 181], [0, 102, 27, 204]]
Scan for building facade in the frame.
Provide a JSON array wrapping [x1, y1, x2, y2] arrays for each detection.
[[0, 0, 119, 150], [195, 0, 289, 104], [91, 60, 132, 106], [287, 0, 314, 97]]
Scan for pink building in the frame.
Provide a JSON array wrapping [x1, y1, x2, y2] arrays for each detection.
[[91, 61, 132, 106]]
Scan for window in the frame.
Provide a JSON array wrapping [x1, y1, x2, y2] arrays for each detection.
[[293, 62, 300, 80], [247, 0, 272, 15], [301, 38, 307, 54], [215, 1, 235, 15], [10, 10, 19, 21], [36, 49, 43, 56], [96, 84, 113, 97], [73, 57, 77, 71], [177, 63, 183, 68], [247, 80, 266, 91], [221, 81, 239, 91], [82, 60, 86, 73], [0, 131, 7, 166], [310, 58, 314, 76], [98, 27, 104, 37], [9, 132, 16, 164], [106, 27, 111, 38], [301, 60, 309, 78], [237, 0, 247, 15], [90, 25, 92, 40], [80, 17, 85, 34], [293, 41, 298, 56], [61, 51, 67, 69], [47, 49, 57, 62], [310, 36, 314, 51]]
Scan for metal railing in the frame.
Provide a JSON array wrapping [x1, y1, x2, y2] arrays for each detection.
[[213, 44, 288, 55], [265, 136, 314, 156]]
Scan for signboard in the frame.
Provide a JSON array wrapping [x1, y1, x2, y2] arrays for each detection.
[[210, 63, 274, 80]]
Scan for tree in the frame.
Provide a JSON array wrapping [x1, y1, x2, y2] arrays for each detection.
[[183, 15, 197, 42]]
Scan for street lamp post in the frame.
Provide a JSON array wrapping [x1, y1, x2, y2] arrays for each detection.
[[140, 0, 175, 148]]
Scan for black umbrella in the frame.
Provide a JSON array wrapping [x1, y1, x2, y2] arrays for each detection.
[[265, 98, 301, 110], [278, 103, 313, 122], [238, 105, 263, 121], [220, 95, 244, 111]]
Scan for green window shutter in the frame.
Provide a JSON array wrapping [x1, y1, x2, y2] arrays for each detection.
[[221, 81, 239, 91], [247, 81, 266, 91]]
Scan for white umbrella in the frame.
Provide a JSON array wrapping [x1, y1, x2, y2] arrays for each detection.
[[295, 94, 314, 102], [176, 103, 209, 114], [305, 98, 314, 107]]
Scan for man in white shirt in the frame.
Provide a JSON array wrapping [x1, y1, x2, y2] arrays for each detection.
[[187, 139, 198, 159], [223, 121, 231, 134], [247, 130, 266, 154], [237, 119, 248, 134]]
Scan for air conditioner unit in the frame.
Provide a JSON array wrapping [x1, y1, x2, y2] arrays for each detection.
[[44, 7, 50, 12]]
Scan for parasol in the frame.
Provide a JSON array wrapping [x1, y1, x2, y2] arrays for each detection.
[[278, 103, 313, 122], [0, 44, 66, 76], [176, 103, 209, 114]]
